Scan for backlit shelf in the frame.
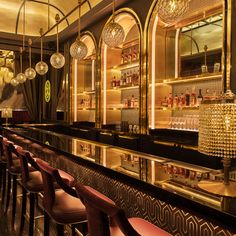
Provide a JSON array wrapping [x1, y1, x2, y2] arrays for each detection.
[[153, 73, 222, 85], [107, 61, 139, 71], [106, 85, 139, 92]]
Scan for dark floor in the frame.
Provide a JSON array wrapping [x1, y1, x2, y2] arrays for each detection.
[[0, 179, 82, 236]]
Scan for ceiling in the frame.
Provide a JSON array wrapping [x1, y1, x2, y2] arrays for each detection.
[[0, 0, 103, 36]]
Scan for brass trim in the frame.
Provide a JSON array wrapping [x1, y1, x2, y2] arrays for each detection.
[[100, 132, 113, 136], [153, 140, 174, 147], [118, 135, 137, 140]]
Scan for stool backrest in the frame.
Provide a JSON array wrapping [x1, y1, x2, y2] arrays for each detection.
[[2, 139, 15, 169], [75, 182, 140, 236], [37, 159, 56, 209], [17, 149, 38, 184]]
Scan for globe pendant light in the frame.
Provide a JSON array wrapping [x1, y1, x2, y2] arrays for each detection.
[[25, 39, 36, 80], [157, 0, 191, 24], [102, 0, 125, 48], [16, 47, 27, 83], [35, 28, 48, 75], [70, 0, 88, 60], [50, 14, 65, 69]]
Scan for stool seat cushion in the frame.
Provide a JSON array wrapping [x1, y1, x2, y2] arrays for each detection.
[[110, 217, 171, 236], [1, 152, 18, 162], [10, 159, 35, 175], [24, 170, 44, 192], [46, 189, 86, 224]]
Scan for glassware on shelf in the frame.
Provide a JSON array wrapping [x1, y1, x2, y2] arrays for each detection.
[[214, 62, 221, 73]]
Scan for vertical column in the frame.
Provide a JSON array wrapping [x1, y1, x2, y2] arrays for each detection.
[[230, 0, 236, 92]]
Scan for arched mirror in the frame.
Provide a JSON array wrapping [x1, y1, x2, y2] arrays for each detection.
[[71, 32, 96, 124], [147, 0, 223, 132], [101, 11, 141, 133]]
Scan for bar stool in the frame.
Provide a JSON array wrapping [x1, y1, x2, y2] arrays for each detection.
[[17, 149, 77, 236], [0, 135, 7, 206], [2, 139, 25, 227], [37, 159, 87, 236], [75, 182, 171, 236]]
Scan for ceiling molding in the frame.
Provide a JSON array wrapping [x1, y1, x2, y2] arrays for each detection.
[[15, 0, 69, 34]]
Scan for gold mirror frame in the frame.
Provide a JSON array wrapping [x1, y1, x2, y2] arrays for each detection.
[[144, 0, 225, 132], [98, 8, 143, 132], [70, 31, 97, 124]]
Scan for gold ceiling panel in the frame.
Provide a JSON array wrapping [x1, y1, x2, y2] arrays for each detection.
[[0, 0, 103, 36]]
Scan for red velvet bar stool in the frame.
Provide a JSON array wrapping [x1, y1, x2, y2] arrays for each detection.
[[37, 159, 87, 236], [75, 182, 171, 236], [0, 135, 7, 204], [2, 139, 26, 227], [17, 149, 77, 236]]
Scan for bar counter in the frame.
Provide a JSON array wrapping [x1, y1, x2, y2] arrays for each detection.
[[3, 126, 236, 236]]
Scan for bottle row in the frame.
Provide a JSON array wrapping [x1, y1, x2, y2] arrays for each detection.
[[123, 95, 138, 108], [161, 88, 221, 108], [78, 97, 95, 108], [111, 67, 139, 88], [121, 44, 140, 65]]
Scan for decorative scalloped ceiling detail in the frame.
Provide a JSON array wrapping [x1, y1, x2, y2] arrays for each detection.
[[0, 0, 102, 36]]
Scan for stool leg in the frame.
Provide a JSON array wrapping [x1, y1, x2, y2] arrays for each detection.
[[19, 187, 27, 235], [56, 224, 64, 236], [29, 193, 35, 236], [43, 210, 50, 236], [71, 225, 76, 236], [11, 175, 17, 227], [5, 172, 11, 214], [1, 165, 6, 208], [0, 162, 2, 192]]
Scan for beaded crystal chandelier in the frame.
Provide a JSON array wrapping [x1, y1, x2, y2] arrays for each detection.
[[157, 0, 190, 24], [102, 0, 125, 48], [70, 0, 88, 60], [198, 0, 236, 199], [50, 14, 65, 69]]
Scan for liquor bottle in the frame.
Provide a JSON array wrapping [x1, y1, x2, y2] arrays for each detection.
[[127, 96, 131, 108], [111, 76, 116, 88], [161, 97, 168, 107], [116, 77, 120, 87], [120, 75, 124, 86], [185, 88, 190, 106], [132, 47, 137, 61], [180, 93, 186, 108], [167, 93, 173, 108], [123, 73, 127, 86], [197, 89, 203, 106], [124, 50, 128, 64], [128, 48, 132, 63], [190, 87, 197, 107], [134, 97, 138, 108], [124, 99, 128, 108], [173, 94, 179, 108], [121, 51, 124, 64], [131, 95, 135, 108]]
